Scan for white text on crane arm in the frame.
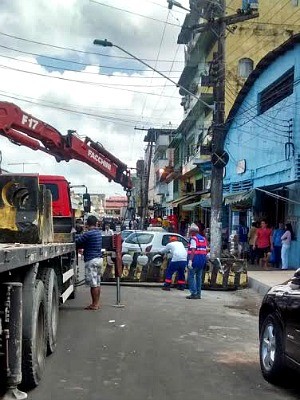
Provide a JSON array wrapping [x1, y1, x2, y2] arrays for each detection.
[[88, 149, 112, 171], [21, 114, 39, 130]]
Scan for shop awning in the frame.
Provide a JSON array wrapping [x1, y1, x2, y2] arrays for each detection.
[[223, 190, 255, 206], [181, 201, 201, 211], [171, 194, 197, 207], [199, 197, 211, 208]]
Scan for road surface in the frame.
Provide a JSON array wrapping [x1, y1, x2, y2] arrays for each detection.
[[29, 285, 300, 400]]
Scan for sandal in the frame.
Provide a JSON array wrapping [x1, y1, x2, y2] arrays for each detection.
[[84, 305, 100, 310]]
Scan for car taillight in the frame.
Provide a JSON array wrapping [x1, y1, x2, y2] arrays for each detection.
[[145, 245, 152, 253]]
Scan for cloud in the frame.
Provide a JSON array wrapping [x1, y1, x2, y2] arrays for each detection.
[[0, 0, 187, 195]]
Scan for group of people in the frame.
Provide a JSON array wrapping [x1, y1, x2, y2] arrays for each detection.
[[161, 223, 208, 300], [75, 217, 209, 309], [244, 220, 294, 270]]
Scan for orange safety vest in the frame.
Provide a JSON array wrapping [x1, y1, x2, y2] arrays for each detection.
[[188, 234, 207, 255]]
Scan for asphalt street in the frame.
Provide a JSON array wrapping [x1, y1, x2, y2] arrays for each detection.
[[29, 285, 300, 400]]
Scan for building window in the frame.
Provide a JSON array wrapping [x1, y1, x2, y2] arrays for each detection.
[[258, 68, 294, 115], [291, 0, 299, 6], [195, 179, 204, 192], [238, 58, 254, 79], [174, 179, 179, 194]]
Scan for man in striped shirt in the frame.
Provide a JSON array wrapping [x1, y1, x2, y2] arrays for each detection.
[[76, 215, 102, 310]]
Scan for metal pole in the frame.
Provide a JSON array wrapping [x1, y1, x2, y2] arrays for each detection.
[[116, 276, 121, 304], [112, 234, 125, 308], [2, 282, 27, 400], [141, 140, 154, 229]]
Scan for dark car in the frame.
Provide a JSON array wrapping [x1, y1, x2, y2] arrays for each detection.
[[259, 269, 300, 384]]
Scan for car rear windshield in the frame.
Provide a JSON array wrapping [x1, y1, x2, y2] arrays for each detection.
[[121, 231, 134, 240], [125, 233, 154, 244]]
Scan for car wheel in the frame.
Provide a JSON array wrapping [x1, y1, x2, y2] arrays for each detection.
[[259, 313, 287, 384]]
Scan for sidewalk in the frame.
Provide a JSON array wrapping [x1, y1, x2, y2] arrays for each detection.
[[102, 269, 295, 296], [247, 269, 295, 296]]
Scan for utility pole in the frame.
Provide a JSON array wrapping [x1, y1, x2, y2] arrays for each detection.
[[210, 0, 227, 260], [186, 1, 258, 260], [142, 140, 154, 228], [134, 127, 155, 229]]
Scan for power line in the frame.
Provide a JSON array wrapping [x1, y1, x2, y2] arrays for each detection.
[[0, 31, 184, 64], [224, 76, 300, 128], [225, 0, 291, 59], [225, 82, 291, 131], [0, 54, 179, 87], [0, 63, 182, 98], [89, 0, 181, 27], [224, 98, 300, 148], [0, 90, 182, 128], [139, 9, 171, 122], [154, 44, 181, 118], [212, 0, 295, 76], [0, 43, 183, 75]]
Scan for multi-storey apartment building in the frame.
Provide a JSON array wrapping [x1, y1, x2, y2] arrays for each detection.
[[164, 0, 300, 226]]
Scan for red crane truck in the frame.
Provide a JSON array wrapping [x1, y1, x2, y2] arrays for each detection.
[[0, 102, 132, 399]]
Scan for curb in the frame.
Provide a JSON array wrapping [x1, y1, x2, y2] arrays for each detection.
[[248, 276, 270, 296]]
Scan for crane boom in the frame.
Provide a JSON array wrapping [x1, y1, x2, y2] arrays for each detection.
[[0, 102, 132, 190]]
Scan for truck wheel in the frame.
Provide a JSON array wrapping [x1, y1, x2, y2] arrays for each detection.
[[22, 280, 47, 389], [39, 268, 59, 355]]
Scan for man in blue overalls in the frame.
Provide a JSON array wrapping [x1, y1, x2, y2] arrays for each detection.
[[161, 236, 187, 291], [186, 223, 207, 299]]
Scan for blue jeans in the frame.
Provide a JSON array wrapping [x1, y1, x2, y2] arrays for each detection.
[[272, 246, 282, 268], [188, 266, 204, 297], [281, 244, 290, 269]]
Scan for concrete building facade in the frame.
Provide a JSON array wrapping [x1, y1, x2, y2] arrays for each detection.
[[224, 34, 300, 268], [162, 0, 300, 228]]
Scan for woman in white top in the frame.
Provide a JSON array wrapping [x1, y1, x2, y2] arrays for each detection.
[[281, 223, 294, 269]]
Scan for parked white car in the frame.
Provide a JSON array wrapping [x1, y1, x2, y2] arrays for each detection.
[[122, 231, 188, 254]]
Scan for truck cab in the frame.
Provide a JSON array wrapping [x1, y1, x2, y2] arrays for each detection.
[[39, 175, 74, 241]]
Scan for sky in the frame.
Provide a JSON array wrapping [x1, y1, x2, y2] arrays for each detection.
[[0, 0, 189, 195]]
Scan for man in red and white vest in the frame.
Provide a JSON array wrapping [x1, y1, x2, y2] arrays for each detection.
[[186, 223, 208, 299]]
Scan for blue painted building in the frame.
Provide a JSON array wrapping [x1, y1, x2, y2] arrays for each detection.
[[224, 34, 300, 269]]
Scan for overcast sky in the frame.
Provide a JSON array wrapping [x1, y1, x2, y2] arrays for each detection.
[[0, 0, 189, 195]]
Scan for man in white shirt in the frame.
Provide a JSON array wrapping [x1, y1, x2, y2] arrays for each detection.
[[104, 224, 114, 236], [161, 236, 187, 291]]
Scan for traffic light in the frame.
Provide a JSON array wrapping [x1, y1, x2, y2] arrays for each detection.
[[82, 193, 91, 213]]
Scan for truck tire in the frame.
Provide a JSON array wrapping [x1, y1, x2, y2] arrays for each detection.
[[39, 268, 59, 355], [22, 279, 47, 389]]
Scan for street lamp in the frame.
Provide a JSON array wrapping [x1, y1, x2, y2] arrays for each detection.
[[167, 0, 190, 11], [93, 39, 213, 111], [167, 0, 224, 14]]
